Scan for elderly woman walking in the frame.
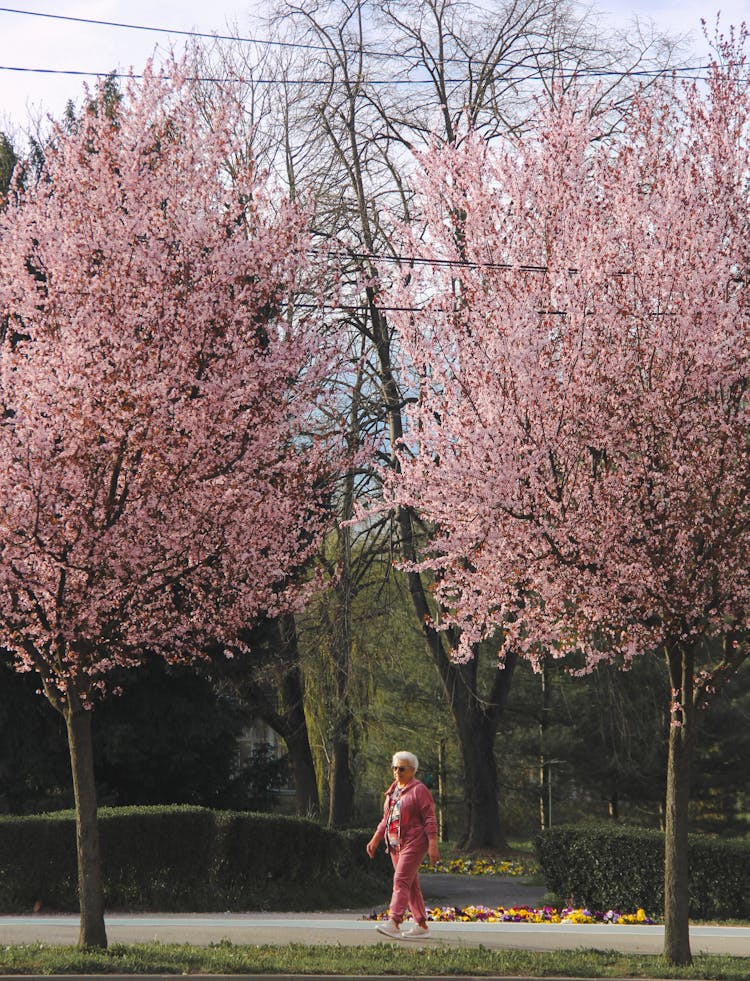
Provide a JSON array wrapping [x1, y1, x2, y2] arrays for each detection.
[[366, 751, 439, 940]]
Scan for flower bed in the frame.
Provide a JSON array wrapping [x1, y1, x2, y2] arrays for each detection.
[[423, 856, 539, 877], [368, 904, 655, 925]]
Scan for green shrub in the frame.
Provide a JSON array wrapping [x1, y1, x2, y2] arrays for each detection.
[[686, 834, 750, 919], [99, 805, 216, 910], [211, 811, 343, 909], [536, 824, 750, 919], [0, 806, 390, 913], [0, 811, 77, 911]]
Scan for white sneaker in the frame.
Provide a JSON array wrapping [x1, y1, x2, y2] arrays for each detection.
[[402, 925, 431, 940], [376, 921, 403, 939]]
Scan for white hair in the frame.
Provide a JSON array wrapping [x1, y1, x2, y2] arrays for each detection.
[[392, 751, 419, 772]]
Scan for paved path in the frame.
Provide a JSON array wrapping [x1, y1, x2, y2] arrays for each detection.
[[418, 871, 548, 910], [1, 911, 748, 956], [1, 874, 747, 958]]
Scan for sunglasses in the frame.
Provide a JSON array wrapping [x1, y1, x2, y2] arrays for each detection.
[[392, 765, 408, 772]]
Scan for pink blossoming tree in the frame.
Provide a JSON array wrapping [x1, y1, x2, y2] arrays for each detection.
[[0, 65, 335, 948], [386, 33, 750, 966]]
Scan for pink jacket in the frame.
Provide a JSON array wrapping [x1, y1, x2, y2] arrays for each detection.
[[375, 778, 438, 849]]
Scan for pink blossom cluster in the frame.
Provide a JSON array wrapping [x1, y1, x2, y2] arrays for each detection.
[[385, 36, 750, 682], [0, 62, 337, 706]]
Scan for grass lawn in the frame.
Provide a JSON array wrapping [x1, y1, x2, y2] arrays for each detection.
[[0, 941, 748, 979]]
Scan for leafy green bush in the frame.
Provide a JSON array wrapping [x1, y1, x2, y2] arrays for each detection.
[[99, 805, 216, 910], [536, 824, 750, 918], [0, 806, 390, 913], [686, 833, 750, 919], [0, 811, 77, 911]]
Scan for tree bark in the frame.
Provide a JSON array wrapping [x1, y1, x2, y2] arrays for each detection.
[[258, 615, 320, 818], [398, 498, 516, 848], [382, 302, 513, 847], [64, 699, 107, 949], [663, 643, 695, 966], [277, 667, 320, 817], [455, 702, 504, 848], [326, 576, 357, 827], [328, 725, 356, 827], [539, 662, 550, 830], [283, 722, 320, 818], [608, 793, 619, 821], [282, 1, 523, 847], [447, 655, 516, 849], [325, 357, 363, 829]]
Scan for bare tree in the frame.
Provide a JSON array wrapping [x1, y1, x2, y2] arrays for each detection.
[[204, 0, 682, 845]]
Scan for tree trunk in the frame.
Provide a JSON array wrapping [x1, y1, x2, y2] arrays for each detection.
[[328, 726, 356, 827], [277, 615, 320, 818], [323, 572, 357, 827], [438, 652, 517, 850], [608, 793, 619, 821], [253, 615, 320, 818], [397, 502, 516, 849], [326, 563, 357, 828], [663, 643, 695, 966], [437, 738, 448, 841], [284, 731, 320, 818], [372, 235, 512, 848], [278, 671, 320, 818], [539, 663, 550, 830], [64, 700, 107, 949], [325, 351, 362, 830], [456, 705, 505, 849]]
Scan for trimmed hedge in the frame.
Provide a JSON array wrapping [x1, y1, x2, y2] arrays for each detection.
[[0, 806, 391, 913], [536, 824, 750, 919]]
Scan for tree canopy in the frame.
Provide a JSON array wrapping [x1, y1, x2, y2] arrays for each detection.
[[0, 59, 337, 947], [384, 29, 750, 965]]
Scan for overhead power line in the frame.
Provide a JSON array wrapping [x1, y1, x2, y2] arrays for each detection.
[[316, 247, 558, 274], [0, 5, 349, 56], [0, 62, 713, 87], [0, 65, 464, 85], [0, 5, 712, 80]]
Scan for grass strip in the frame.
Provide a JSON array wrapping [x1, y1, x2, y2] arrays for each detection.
[[0, 941, 748, 979]]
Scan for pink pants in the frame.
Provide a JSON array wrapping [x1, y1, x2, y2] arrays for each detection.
[[388, 834, 428, 925]]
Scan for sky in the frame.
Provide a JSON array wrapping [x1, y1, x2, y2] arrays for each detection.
[[0, 0, 748, 135]]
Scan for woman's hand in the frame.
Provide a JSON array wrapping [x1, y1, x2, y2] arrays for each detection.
[[427, 840, 440, 865], [366, 836, 380, 858]]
